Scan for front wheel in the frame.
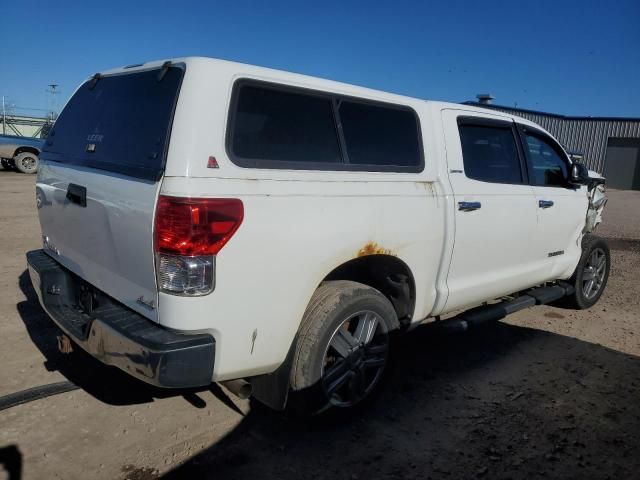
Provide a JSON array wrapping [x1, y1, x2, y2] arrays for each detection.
[[561, 235, 610, 309], [13, 152, 38, 174], [289, 280, 397, 415]]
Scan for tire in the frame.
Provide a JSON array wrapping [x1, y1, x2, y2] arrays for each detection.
[[0, 158, 11, 170], [561, 235, 610, 309], [13, 152, 38, 174], [289, 280, 397, 415]]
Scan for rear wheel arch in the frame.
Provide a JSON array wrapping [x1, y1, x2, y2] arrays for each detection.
[[322, 254, 416, 328]]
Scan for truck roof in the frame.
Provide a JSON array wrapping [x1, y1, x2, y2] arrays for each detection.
[[96, 56, 544, 131]]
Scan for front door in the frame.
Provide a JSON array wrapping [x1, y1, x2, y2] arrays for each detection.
[[442, 110, 544, 312], [519, 126, 588, 280]]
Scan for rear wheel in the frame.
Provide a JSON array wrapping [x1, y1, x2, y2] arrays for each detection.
[[13, 152, 38, 174], [289, 280, 397, 415], [561, 235, 610, 309]]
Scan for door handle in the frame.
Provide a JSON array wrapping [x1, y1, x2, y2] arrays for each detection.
[[458, 201, 481, 212], [538, 200, 554, 209], [66, 183, 87, 207]]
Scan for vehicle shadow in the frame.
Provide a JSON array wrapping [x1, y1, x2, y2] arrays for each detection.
[[15, 269, 210, 406], [162, 321, 640, 480]]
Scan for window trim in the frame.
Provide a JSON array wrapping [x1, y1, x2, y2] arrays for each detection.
[[516, 124, 573, 189], [225, 78, 425, 173], [456, 116, 529, 186]]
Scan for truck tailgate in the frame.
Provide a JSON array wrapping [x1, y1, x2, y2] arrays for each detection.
[[37, 164, 160, 320]]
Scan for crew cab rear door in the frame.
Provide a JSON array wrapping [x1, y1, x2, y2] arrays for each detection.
[[441, 110, 548, 312], [35, 65, 184, 321]]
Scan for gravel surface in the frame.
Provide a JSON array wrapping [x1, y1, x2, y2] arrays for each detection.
[[0, 172, 638, 480]]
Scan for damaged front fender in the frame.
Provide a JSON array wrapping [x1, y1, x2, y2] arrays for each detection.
[[584, 171, 607, 233]]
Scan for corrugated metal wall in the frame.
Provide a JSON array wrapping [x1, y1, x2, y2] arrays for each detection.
[[467, 104, 640, 173]]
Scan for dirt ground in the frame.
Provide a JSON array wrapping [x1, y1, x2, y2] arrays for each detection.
[[0, 170, 639, 480]]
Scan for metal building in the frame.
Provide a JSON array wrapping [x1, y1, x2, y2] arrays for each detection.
[[464, 99, 640, 190]]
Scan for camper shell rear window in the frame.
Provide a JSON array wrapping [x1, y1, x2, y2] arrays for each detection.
[[42, 65, 184, 181]]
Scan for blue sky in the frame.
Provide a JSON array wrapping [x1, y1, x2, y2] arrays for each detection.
[[1, 0, 638, 117]]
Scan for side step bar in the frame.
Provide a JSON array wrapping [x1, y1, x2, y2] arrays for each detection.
[[436, 283, 575, 333]]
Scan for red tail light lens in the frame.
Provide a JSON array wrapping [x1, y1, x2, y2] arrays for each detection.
[[154, 196, 244, 256]]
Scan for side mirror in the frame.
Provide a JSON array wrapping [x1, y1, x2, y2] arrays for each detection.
[[568, 152, 584, 163], [570, 162, 590, 185]]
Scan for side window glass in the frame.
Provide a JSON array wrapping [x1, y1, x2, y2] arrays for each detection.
[[458, 124, 523, 184], [524, 134, 569, 187], [230, 85, 341, 165], [227, 80, 424, 172], [338, 101, 422, 168]]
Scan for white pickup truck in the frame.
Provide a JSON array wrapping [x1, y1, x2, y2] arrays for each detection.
[[26, 57, 609, 414]]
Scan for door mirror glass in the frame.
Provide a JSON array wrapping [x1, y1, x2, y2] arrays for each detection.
[[570, 161, 590, 185]]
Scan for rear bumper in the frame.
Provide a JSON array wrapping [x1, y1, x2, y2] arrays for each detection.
[[26, 249, 215, 388]]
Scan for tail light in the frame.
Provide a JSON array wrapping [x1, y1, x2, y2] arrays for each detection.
[[154, 196, 243, 296]]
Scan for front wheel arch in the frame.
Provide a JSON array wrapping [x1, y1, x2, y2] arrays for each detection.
[[13, 146, 40, 158]]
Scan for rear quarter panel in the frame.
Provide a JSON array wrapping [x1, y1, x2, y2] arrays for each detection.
[[159, 176, 446, 380]]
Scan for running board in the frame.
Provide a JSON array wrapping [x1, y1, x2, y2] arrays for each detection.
[[436, 283, 574, 333]]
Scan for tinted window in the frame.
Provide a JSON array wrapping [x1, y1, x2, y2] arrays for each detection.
[[339, 101, 421, 167], [43, 67, 183, 181], [230, 85, 341, 165], [524, 134, 569, 187], [459, 124, 523, 184]]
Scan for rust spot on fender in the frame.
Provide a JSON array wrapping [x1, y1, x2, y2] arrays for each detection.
[[357, 242, 395, 257]]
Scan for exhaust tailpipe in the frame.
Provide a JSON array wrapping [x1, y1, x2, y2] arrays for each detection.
[[220, 379, 252, 399]]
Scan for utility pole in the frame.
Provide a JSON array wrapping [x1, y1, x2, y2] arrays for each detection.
[[46, 84, 60, 122], [2, 96, 5, 135]]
